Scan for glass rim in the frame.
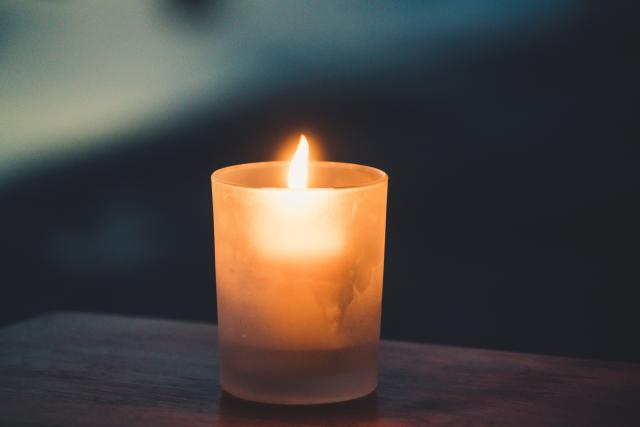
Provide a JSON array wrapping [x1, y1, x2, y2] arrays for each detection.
[[211, 161, 388, 191]]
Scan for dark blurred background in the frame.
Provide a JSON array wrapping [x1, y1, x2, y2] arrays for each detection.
[[1, 1, 639, 362]]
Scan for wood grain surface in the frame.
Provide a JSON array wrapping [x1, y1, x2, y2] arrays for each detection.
[[1, 312, 639, 426]]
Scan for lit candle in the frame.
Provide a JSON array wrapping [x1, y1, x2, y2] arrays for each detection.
[[211, 135, 388, 404]]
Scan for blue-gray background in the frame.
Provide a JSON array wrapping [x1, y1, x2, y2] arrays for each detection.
[[1, 1, 638, 362]]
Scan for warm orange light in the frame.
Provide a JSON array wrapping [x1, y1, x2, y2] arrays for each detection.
[[287, 134, 309, 189]]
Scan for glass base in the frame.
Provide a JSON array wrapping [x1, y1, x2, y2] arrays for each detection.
[[219, 341, 379, 405]]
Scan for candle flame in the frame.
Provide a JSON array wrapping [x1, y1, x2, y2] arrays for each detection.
[[288, 134, 309, 189]]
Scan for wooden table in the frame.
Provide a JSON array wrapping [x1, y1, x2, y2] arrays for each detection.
[[1, 313, 639, 426]]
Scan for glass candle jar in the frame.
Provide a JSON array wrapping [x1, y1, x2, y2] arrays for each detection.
[[211, 161, 388, 404]]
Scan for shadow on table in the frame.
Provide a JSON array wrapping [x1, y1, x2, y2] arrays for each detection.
[[218, 390, 379, 425]]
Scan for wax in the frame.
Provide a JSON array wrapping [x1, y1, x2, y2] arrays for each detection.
[[212, 160, 387, 404]]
